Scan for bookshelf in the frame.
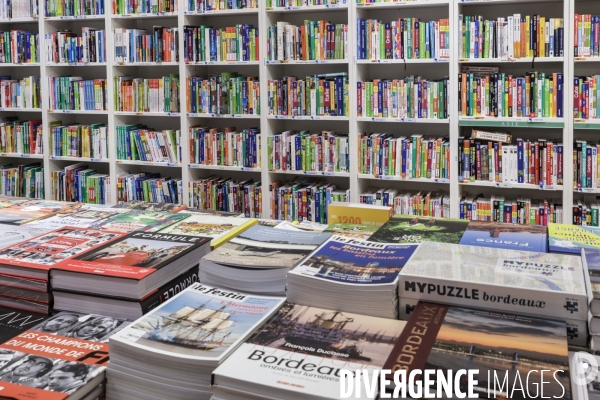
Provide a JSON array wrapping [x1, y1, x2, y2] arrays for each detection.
[[0, 0, 587, 223]]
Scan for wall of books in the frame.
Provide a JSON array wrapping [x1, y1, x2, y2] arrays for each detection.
[[3, 0, 600, 225]]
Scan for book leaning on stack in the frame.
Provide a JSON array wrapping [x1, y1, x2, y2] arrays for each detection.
[[106, 283, 285, 400]]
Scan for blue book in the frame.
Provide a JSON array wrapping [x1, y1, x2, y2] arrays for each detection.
[[557, 73, 563, 117], [459, 221, 548, 253], [517, 138, 524, 183]]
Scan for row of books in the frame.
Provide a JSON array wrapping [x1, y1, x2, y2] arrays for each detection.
[[267, 20, 347, 61], [0, 76, 41, 110], [114, 27, 179, 64], [574, 75, 600, 120], [358, 134, 450, 180], [188, 0, 258, 12], [115, 125, 181, 163], [117, 173, 182, 204], [114, 75, 180, 113], [574, 14, 600, 58], [45, 29, 106, 64], [459, 67, 564, 118], [267, 73, 348, 117], [48, 76, 107, 111], [46, 0, 104, 16], [575, 140, 600, 190], [459, 14, 565, 59], [268, 130, 349, 173], [266, 0, 339, 6], [0, 118, 42, 155], [0, 31, 38, 64], [51, 163, 109, 203], [458, 137, 563, 187], [190, 126, 260, 168], [112, 0, 176, 14], [356, 17, 450, 60], [50, 123, 108, 159], [573, 202, 600, 226], [189, 177, 262, 217], [459, 194, 562, 226], [358, 187, 449, 219], [183, 25, 258, 63], [1, 0, 37, 18], [187, 74, 259, 115], [0, 162, 43, 198], [357, 77, 449, 119]]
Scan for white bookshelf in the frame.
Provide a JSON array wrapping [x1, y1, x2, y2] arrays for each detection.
[[0, 0, 584, 223]]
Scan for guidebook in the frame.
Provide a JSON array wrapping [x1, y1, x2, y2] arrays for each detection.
[[548, 223, 600, 254], [0, 200, 79, 225], [211, 302, 407, 400], [23, 208, 128, 231], [0, 224, 54, 249], [368, 214, 469, 244], [399, 242, 588, 321], [324, 222, 378, 240], [89, 210, 190, 233], [459, 221, 548, 252], [112, 200, 188, 213]]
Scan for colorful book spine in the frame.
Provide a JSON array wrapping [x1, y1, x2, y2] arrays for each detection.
[[190, 126, 260, 168], [0, 162, 43, 198], [267, 73, 348, 117], [51, 164, 110, 203], [458, 68, 563, 118], [114, 75, 180, 113], [189, 176, 261, 217], [359, 187, 449, 217], [187, 73, 259, 115], [48, 76, 107, 110], [574, 75, 600, 119], [573, 140, 600, 190], [458, 138, 563, 187], [46, 0, 104, 16], [269, 177, 347, 222], [0, 31, 38, 63], [459, 195, 562, 226], [356, 17, 449, 60], [574, 14, 600, 58], [0, 76, 41, 109], [0, 119, 43, 154], [113, 0, 176, 14], [357, 77, 449, 119], [183, 25, 258, 62], [116, 125, 181, 163], [358, 133, 449, 179], [46, 28, 106, 63], [117, 173, 182, 204], [356, 0, 414, 3], [50, 123, 108, 159], [188, 0, 257, 12], [267, 0, 342, 6], [573, 203, 600, 226], [267, 20, 347, 61], [459, 14, 564, 59], [114, 27, 178, 63], [3, 0, 38, 18]]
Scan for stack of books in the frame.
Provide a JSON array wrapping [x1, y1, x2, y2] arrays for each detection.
[[190, 127, 260, 168], [50, 123, 108, 160], [267, 20, 347, 61], [183, 25, 258, 63], [46, 0, 104, 16], [187, 73, 259, 116], [0, 76, 41, 109], [0, 118, 43, 155], [188, 177, 262, 217], [45, 28, 106, 64], [0, 30, 38, 64], [114, 27, 179, 63], [48, 77, 107, 111], [114, 75, 180, 113]]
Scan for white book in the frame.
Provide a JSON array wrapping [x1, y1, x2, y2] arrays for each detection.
[[507, 16, 514, 59]]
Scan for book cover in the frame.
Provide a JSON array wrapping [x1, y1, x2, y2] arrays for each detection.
[[89, 210, 190, 233], [202, 226, 331, 269], [0, 201, 79, 225], [110, 283, 285, 361], [324, 222, 379, 240], [400, 242, 588, 320], [0, 306, 49, 343], [289, 236, 417, 285], [584, 248, 600, 283], [383, 302, 570, 399], [459, 221, 548, 252], [113, 200, 188, 213], [327, 202, 392, 226], [212, 302, 406, 399], [23, 208, 127, 231], [0, 198, 30, 209], [29, 311, 129, 342], [159, 215, 258, 248], [54, 232, 211, 280], [549, 223, 600, 254], [369, 214, 469, 244], [0, 225, 55, 249]]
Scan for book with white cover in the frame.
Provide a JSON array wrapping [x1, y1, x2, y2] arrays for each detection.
[[0, 224, 53, 248], [399, 242, 588, 321]]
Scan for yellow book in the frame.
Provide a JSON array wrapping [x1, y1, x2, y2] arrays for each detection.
[[328, 202, 392, 227], [548, 223, 600, 253]]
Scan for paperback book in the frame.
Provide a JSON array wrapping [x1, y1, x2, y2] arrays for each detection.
[[89, 210, 190, 233], [0, 200, 78, 225], [459, 221, 548, 252], [112, 200, 188, 213], [548, 223, 600, 254], [324, 222, 378, 240], [23, 208, 127, 231], [0, 224, 54, 249], [368, 214, 469, 244]]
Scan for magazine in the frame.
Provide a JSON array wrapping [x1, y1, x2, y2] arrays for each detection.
[[368, 214, 469, 244]]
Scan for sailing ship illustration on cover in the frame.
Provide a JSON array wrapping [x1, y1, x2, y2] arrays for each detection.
[[146, 301, 234, 351]]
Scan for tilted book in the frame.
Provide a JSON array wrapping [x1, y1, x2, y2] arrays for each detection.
[[459, 221, 548, 253], [548, 223, 600, 254], [0, 200, 79, 225], [88, 210, 190, 233], [399, 242, 588, 321], [369, 214, 469, 244]]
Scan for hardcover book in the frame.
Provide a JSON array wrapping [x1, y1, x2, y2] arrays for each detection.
[[399, 242, 588, 321], [0, 306, 49, 343], [29, 311, 130, 342], [0, 200, 79, 225], [549, 223, 600, 254], [159, 214, 258, 248], [0, 224, 54, 249], [368, 214, 469, 244], [113, 200, 188, 213], [327, 202, 392, 226], [89, 210, 190, 233], [459, 221, 548, 252], [383, 302, 570, 399], [212, 302, 407, 400], [23, 208, 127, 231]]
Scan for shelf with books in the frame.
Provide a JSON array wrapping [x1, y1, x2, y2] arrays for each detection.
[[188, 164, 261, 172], [48, 109, 110, 114], [0, 153, 43, 159], [49, 156, 109, 162], [0, 63, 40, 67], [265, 4, 348, 13], [358, 174, 450, 183], [185, 61, 260, 66], [0, 108, 41, 112], [183, 8, 259, 16], [115, 160, 182, 167], [356, 59, 449, 64], [458, 0, 558, 5], [114, 112, 181, 117], [267, 115, 349, 121], [112, 62, 179, 66], [458, 117, 565, 128], [44, 15, 105, 21], [46, 62, 107, 66], [270, 170, 351, 177], [266, 60, 348, 65], [459, 181, 563, 191], [111, 13, 177, 19], [357, 117, 449, 123], [356, 0, 449, 9], [458, 57, 564, 63], [186, 113, 260, 119]]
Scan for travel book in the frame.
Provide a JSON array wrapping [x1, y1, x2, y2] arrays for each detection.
[[211, 302, 407, 400], [399, 242, 588, 321], [112, 200, 188, 213], [548, 223, 600, 254], [382, 302, 570, 399], [23, 208, 127, 230], [327, 202, 392, 226], [324, 222, 378, 240], [459, 221, 548, 253], [159, 214, 258, 248], [0, 224, 54, 249], [89, 209, 190, 233], [0, 200, 79, 225], [368, 214, 469, 244]]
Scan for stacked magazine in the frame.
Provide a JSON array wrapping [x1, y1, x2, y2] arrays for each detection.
[[200, 226, 331, 295], [287, 236, 418, 318], [107, 283, 285, 400]]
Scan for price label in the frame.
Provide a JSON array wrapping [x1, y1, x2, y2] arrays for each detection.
[[62, 110, 73, 113], [20, 154, 31, 158], [495, 182, 511, 188], [435, 178, 450, 183], [304, 171, 317, 176], [403, 118, 416, 122], [90, 158, 100, 162], [322, 172, 335, 176], [528, 118, 545, 123], [580, 188, 597, 193], [120, 328, 146, 342], [371, 118, 385, 122], [379, 175, 393, 180]]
